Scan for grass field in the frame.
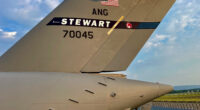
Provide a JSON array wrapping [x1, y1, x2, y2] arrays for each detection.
[[154, 92, 200, 102]]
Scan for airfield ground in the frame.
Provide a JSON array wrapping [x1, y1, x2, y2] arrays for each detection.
[[140, 91, 200, 110], [154, 92, 200, 102]]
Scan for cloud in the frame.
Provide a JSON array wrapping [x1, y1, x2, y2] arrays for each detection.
[[127, 0, 200, 86], [144, 34, 174, 49], [166, 0, 200, 33], [125, 70, 139, 80], [131, 74, 138, 80], [137, 60, 144, 64], [0, 0, 199, 86], [45, 0, 60, 9], [0, 29, 17, 39], [0, 0, 63, 26], [176, 0, 184, 4], [144, 0, 200, 50]]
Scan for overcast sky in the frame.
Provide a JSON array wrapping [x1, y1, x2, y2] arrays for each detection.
[[0, 0, 200, 86]]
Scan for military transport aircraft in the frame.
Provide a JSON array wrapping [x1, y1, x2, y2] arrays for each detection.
[[0, 0, 175, 110]]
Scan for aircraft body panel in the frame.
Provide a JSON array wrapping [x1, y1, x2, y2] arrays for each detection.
[[0, 0, 175, 73], [82, 0, 175, 72], [0, 72, 172, 110], [0, 0, 176, 109]]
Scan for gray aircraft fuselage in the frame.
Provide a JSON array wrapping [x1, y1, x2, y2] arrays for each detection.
[[0, 72, 172, 110], [0, 0, 176, 109]]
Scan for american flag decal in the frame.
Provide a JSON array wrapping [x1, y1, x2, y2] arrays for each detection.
[[101, 0, 119, 7]]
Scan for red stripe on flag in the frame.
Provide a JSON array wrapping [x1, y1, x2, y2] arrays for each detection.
[[101, 0, 119, 7]]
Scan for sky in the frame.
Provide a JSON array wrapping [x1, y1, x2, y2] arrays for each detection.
[[0, 0, 200, 86]]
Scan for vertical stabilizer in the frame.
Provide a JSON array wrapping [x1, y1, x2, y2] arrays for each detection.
[[0, 0, 175, 73]]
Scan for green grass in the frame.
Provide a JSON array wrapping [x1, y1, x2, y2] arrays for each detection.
[[154, 92, 200, 102]]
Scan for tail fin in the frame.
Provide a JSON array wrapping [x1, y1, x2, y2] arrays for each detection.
[[0, 0, 175, 73]]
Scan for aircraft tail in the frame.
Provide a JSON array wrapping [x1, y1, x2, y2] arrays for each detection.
[[0, 0, 175, 73]]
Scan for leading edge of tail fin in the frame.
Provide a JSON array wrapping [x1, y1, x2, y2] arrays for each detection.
[[0, 0, 176, 73]]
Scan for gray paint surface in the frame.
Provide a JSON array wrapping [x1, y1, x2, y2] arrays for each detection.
[[0, 72, 173, 110], [0, 0, 176, 110], [0, 0, 175, 73]]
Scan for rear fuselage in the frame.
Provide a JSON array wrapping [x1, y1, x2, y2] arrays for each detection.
[[0, 72, 172, 110]]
